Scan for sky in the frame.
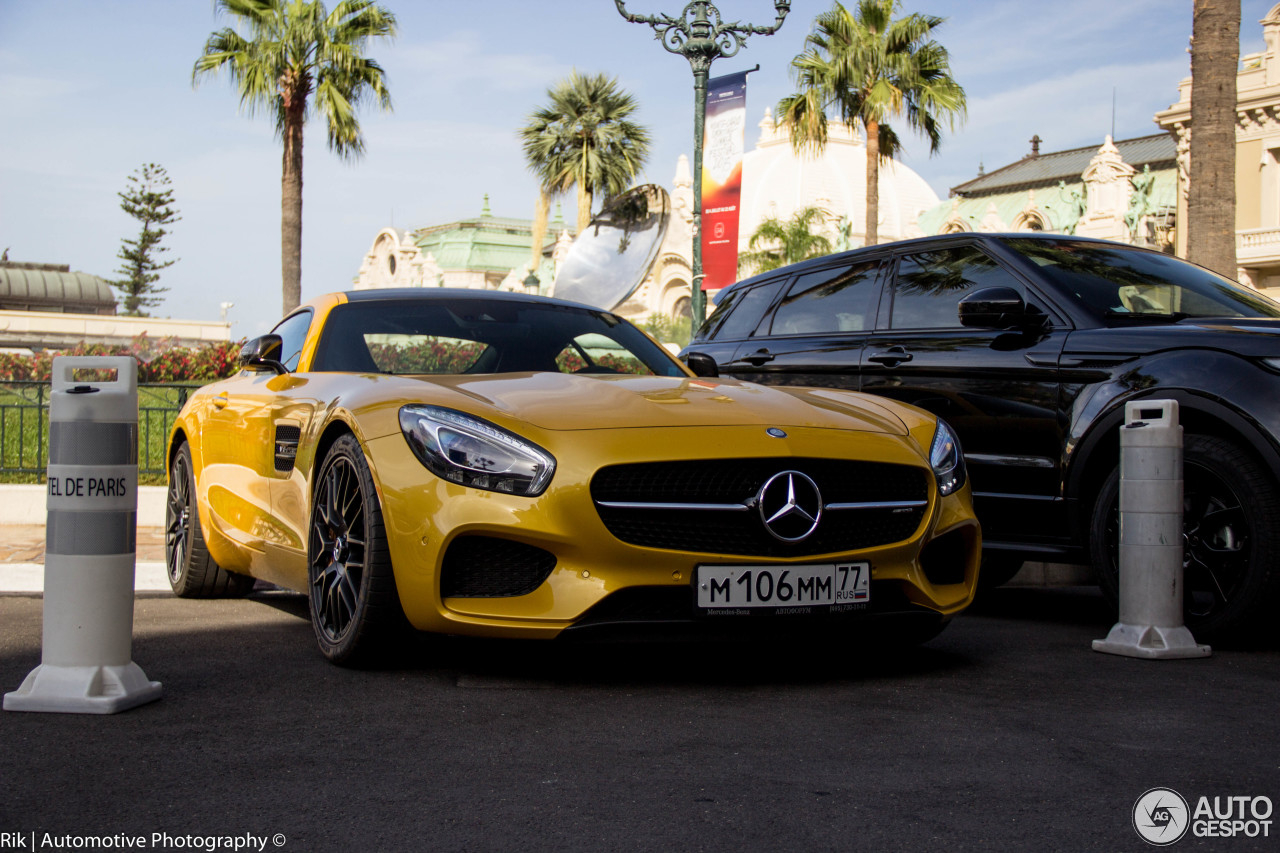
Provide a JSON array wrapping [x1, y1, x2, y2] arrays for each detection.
[[0, 0, 1275, 340]]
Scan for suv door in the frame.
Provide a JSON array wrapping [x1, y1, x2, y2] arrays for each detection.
[[696, 257, 885, 386], [685, 275, 788, 373], [860, 243, 1070, 545], [712, 258, 886, 389]]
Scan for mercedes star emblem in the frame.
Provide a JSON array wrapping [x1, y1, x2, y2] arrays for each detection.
[[756, 470, 823, 542]]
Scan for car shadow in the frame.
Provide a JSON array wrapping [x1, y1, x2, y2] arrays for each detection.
[[963, 583, 1280, 651], [964, 584, 1114, 626], [237, 587, 975, 683]]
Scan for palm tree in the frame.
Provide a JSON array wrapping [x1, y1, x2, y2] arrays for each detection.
[[1187, 0, 1239, 278], [739, 206, 834, 275], [194, 0, 397, 314], [777, 0, 965, 247], [520, 71, 651, 272]]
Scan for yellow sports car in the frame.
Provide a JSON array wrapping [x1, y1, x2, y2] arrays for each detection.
[[166, 289, 981, 664]]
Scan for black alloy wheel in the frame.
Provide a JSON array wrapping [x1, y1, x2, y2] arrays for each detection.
[[1091, 434, 1280, 640], [166, 448, 194, 586], [307, 434, 399, 664], [165, 441, 253, 598]]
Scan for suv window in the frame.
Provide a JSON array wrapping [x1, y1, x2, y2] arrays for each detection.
[[1005, 237, 1280, 320], [699, 280, 783, 340], [890, 246, 1024, 330], [271, 309, 313, 372], [768, 260, 881, 335]]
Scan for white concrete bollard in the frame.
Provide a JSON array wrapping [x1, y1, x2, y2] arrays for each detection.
[[1093, 400, 1210, 659], [4, 356, 163, 713]]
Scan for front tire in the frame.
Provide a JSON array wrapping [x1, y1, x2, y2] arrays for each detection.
[[1090, 433, 1280, 640], [166, 441, 254, 598], [307, 434, 401, 665]]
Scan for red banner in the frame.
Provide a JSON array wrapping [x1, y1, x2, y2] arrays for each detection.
[[700, 71, 749, 291]]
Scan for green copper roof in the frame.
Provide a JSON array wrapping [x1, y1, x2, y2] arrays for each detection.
[[412, 205, 572, 276], [951, 133, 1177, 196]]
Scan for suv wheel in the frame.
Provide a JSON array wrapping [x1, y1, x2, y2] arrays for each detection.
[[1090, 433, 1280, 640]]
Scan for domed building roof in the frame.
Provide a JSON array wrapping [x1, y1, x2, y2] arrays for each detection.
[[0, 263, 116, 314], [741, 111, 941, 247]]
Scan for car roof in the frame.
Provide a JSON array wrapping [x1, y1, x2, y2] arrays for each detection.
[[720, 232, 1163, 293], [340, 287, 614, 315]]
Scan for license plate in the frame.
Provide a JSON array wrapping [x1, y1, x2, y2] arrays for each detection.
[[696, 563, 870, 610]]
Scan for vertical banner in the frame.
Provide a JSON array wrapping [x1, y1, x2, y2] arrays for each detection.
[[701, 70, 749, 291]]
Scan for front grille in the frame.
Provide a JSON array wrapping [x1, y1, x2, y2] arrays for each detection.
[[440, 536, 556, 598], [591, 458, 929, 558]]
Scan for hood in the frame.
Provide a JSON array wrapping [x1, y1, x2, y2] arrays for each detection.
[[1068, 317, 1280, 359], [404, 372, 909, 435]]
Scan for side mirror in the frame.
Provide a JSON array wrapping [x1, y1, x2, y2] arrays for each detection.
[[684, 351, 720, 378], [239, 334, 288, 375], [958, 287, 1031, 330]]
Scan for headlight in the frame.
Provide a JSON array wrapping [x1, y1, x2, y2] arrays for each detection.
[[929, 419, 966, 497], [399, 405, 555, 496]]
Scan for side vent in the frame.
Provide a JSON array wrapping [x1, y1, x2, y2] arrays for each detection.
[[274, 424, 301, 473]]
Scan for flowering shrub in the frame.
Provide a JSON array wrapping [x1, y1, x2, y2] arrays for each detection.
[[367, 340, 487, 374], [555, 350, 650, 374], [0, 336, 244, 383]]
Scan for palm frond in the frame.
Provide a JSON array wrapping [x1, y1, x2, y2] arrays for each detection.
[[519, 71, 651, 227]]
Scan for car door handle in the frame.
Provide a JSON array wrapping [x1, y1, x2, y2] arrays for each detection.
[[867, 347, 913, 366], [737, 349, 775, 366], [212, 392, 229, 409]]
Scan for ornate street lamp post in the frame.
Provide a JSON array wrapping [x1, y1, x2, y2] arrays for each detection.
[[615, 1, 789, 328]]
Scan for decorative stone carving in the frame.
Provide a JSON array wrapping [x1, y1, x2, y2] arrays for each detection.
[[1174, 126, 1191, 203], [940, 197, 970, 233], [355, 228, 440, 289], [1012, 190, 1049, 231], [979, 202, 1006, 232], [1075, 136, 1136, 241]]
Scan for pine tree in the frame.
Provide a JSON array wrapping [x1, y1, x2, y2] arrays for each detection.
[[111, 163, 180, 316]]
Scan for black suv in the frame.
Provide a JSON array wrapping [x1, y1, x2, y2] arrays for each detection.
[[682, 233, 1280, 639]]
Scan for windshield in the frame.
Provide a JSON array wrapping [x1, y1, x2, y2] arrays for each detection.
[[1004, 238, 1280, 320], [312, 298, 687, 377]]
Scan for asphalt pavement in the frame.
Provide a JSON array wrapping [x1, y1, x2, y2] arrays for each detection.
[[1, 579, 1277, 852]]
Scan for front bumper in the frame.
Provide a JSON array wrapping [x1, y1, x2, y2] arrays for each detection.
[[365, 424, 981, 639]]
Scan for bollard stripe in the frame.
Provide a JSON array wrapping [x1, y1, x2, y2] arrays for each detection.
[[46, 510, 137, 556], [49, 422, 138, 466], [1120, 447, 1183, 479], [1120, 479, 1184, 514], [1120, 512, 1184, 546]]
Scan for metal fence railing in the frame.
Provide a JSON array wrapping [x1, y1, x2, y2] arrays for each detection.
[[0, 381, 202, 478]]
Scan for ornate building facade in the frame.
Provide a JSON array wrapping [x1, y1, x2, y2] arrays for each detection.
[[915, 133, 1178, 250], [354, 196, 567, 293], [1155, 3, 1280, 290]]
